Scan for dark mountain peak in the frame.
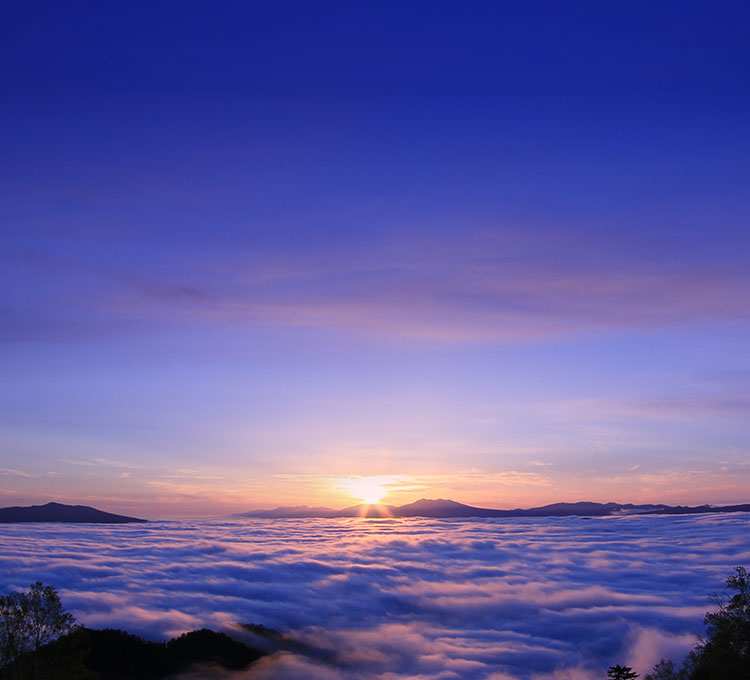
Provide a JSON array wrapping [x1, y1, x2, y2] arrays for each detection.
[[395, 498, 504, 517], [409, 498, 463, 506], [0, 502, 146, 523]]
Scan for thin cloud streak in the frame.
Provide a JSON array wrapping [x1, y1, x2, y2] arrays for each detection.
[[5, 229, 750, 344]]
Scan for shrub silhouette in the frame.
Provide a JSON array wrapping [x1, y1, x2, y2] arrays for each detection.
[[0, 582, 81, 680], [690, 565, 750, 679], [645, 566, 750, 680], [84, 629, 169, 680], [1, 602, 270, 680], [80, 627, 268, 679], [168, 628, 266, 669], [643, 659, 685, 680]]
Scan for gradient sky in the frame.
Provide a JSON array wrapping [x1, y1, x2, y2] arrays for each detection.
[[2, 1, 749, 517]]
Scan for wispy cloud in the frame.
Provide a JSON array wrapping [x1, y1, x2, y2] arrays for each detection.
[[0, 468, 37, 478], [92, 457, 142, 469], [6, 228, 750, 344], [542, 394, 750, 423]]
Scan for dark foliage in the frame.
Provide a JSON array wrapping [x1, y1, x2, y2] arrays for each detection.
[[645, 566, 750, 680], [690, 565, 750, 680], [3, 621, 270, 680], [607, 665, 639, 679], [167, 628, 266, 671], [0, 582, 271, 680], [239, 622, 285, 641], [0, 582, 79, 680], [84, 629, 170, 680], [80, 627, 268, 679], [643, 659, 687, 680]]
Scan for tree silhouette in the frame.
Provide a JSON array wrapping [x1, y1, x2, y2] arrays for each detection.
[[0, 582, 77, 680], [690, 565, 750, 679], [643, 659, 685, 680], [645, 566, 750, 680], [607, 665, 639, 680]]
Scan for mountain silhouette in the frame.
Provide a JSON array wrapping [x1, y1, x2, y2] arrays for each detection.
[[396, 498, 502, 517], [0, 502, 147, 523], [233, 505, 339, 519], [233, 498, 750, 519]]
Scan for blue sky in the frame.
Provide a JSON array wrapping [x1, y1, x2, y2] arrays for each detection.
[[2, 1, 749, 516]]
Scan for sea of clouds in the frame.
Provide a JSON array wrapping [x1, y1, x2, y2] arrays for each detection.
[[1, 514, 749, 679]]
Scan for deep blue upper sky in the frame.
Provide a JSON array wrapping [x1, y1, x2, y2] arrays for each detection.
[[2, 1, 749, 516]]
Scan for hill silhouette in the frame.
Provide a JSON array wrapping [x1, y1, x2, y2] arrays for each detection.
[[0, 626, 269, 680], [0, 502, 146, 523], [234, 498, 750, 519]]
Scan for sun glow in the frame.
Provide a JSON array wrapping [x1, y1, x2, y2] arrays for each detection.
[[342, 476, 392, 505]]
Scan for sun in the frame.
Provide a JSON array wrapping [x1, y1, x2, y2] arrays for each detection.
[[342, 476, 390, 505]]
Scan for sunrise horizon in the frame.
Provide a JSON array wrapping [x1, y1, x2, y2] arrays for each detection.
[[6, 477, 750, 520], [3, 2, 749, 678]]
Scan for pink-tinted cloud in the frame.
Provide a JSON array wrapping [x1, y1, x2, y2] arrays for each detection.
[[0, 513, 747, 678]]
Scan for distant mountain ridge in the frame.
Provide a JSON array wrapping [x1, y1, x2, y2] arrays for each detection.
[[0, 502, 147, 523], [640, 503, 750, 515], [232, 498, 750, 519], [237, 505, 340, 519]]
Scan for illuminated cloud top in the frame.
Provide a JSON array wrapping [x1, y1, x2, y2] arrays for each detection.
[[1, 514, 748, 678]]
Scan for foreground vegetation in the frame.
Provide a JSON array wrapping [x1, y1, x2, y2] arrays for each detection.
[[608, 566, 750, 680], [1, 568, 749, 679], [0, 584, 270, 680]]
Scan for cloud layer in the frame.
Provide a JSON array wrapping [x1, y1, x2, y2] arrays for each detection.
[[1, 514, 748, 679]]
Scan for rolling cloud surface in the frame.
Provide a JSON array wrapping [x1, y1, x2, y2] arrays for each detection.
[[1, 515, 749, 679]]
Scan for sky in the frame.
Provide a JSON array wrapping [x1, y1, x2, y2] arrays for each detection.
[[2, 1, 750, 517]]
